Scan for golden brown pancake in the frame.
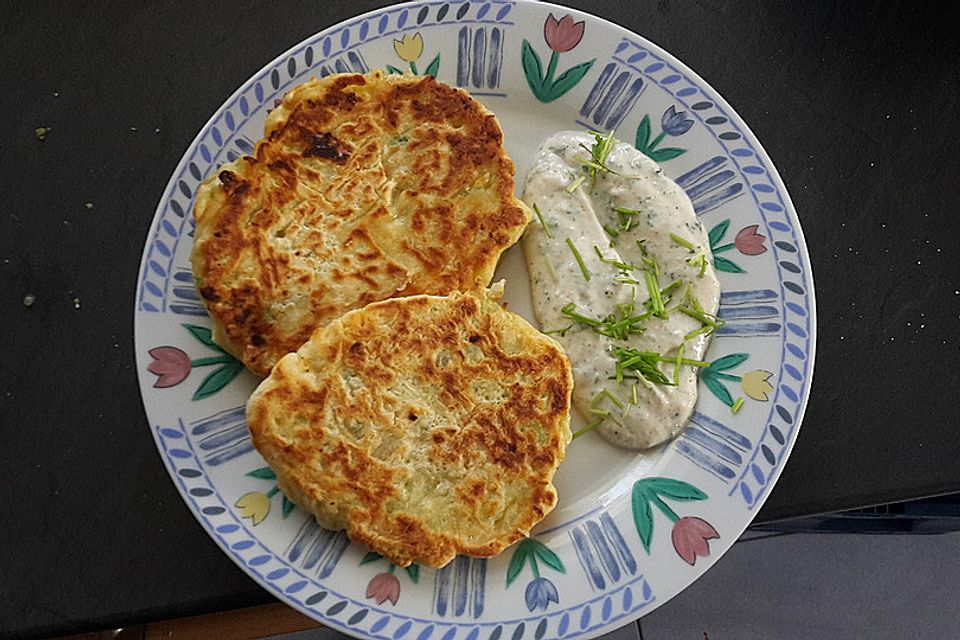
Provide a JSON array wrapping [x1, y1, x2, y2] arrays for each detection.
[[191, 71, 530, 375], [246, 287, 573, 568]]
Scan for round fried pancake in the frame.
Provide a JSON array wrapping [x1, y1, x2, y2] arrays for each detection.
[[192, 71, 530, 375], [246, 288, 573, 568]]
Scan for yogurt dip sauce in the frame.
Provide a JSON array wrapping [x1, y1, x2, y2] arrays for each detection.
[[521, 131, 721, 449]]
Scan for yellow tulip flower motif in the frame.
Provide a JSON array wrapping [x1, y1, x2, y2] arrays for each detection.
[[393, 33, 423, 63], [235, 490, 274, 526], [388, 32, 440, 77], [740, 370, 774, 401]]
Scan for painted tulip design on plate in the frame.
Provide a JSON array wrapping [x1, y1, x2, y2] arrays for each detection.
[[146, 324, 244, 400], [631, 477, 719, 565], [670, 517, 721, 566], [635, 106, 694, 163], [387, 32, 440, 77], [522, 13, 595, 102], [506, 538, 566, 611], [707, 219, 768, 273], [699, 353, 774, 413], [360, 552, 420, 606], [235, 466, 297, 526]]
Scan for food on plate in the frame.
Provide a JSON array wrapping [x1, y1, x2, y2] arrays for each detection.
[[246, 286, 573, 568], [191, 71, 530, 375], [522, 131, 721, 449]]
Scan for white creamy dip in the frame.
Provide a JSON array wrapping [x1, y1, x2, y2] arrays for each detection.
[[521, 131, 721, 449]]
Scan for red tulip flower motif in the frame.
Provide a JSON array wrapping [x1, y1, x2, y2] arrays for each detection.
[[734, 225, 767, 255], [671, 516, 720, 566], [631, 477, 719, 566], [146, 324, 245, 400], [366, 572, 401, 605], [360, 553, 420, 606], [543, 14, 585, 53], [522, 14, 595, 102], [147, 346, 191, 388], [707, 219, 768, 273]]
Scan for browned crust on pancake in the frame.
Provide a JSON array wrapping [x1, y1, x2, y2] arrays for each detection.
[[246, 290, 573, 568], [191, 72, 530, 374]]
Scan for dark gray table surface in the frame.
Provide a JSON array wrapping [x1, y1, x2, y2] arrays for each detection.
[[2, 0, 959, 637]]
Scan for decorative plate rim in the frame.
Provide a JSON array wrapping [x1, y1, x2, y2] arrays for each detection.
[[134, 1, 816, 638]]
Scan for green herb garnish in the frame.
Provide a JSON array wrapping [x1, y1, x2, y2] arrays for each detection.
[[643, 270, 666, 317], [567, 175, 586, 193], [543, 323, 575, 337], [572, 417, 604, 440], [565, 237, 591, 281], [576, 129, 617, 192], [613, 207, 642, 232], [677, 287, 724, 334], [613, 347, 673, 385], [532, 203, 551, 238], [612, 346, 710, 386], [670, 233, 697, 252], [560, 303, 602, 327], [687, 252, 709, 278], [560, 302, 646, 340]]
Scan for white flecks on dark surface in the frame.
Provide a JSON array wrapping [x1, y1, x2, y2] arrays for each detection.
[[22, 294, 36, 307], [72, 297, 81, 310]]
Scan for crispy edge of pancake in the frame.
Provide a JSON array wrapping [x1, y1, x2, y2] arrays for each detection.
[[245, 287, 573, 567], [191, 71, 531, 375]]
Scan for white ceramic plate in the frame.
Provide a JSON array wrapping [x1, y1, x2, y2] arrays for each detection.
[[135, 2, 815, 637]]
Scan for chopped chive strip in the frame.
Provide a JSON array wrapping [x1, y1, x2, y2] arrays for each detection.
[[614, 207, 642, 232], [565, 237, 591, 281], [644, 270, 666, 317], [631, 383, 639, 405], [594, 388, 624, 409], [673, 344, 685, 386], [602, 224, 620, 238], [561, 303, 602, 327], [660, 280, 683, 298], [574, 129, 618, 192], [731, 397, 745, 414], [532, 203, 551, 238], [600, 257, 638, 271], [572, 417, 604, 440], [687, 253, 709, 278], [684, 324, 714, 340], [567, 175, 586, 192], [589, 408, 611, 416], [613, 347, 673, 385], [615, 276, 641, 284], [677, 305, 722, 329], [655, 355, 710, 367], [670, 233, 697, 252], [593, 245, 605, 260], [560, 302, 646, 340], [677, 287, 724, 335], [543, 323, 575, 336]]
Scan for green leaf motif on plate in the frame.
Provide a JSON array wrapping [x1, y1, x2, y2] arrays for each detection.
[[281, 495, 296, 518], [708, 219, 730, 248], [713, 255, 746, 273], [423, 54, 440, 78], [192, 360, 244, 400], [707, 353, 750, 371], [404, 564, 420, 584], [246, 467, 277, 480], [631, 477, 710, 556]]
